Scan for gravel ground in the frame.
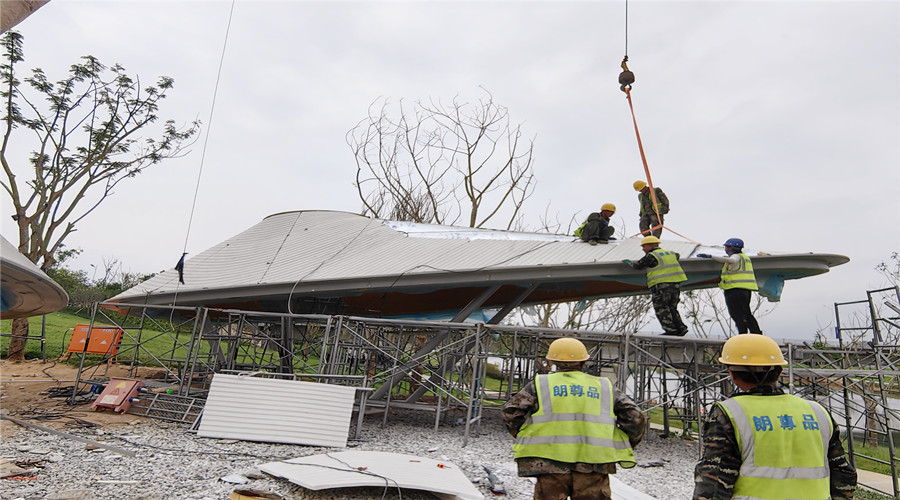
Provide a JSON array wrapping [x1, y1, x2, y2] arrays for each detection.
[[0, 408, 699, 500]]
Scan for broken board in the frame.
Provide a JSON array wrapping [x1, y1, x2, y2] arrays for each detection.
[[258, 450, 483, 500]]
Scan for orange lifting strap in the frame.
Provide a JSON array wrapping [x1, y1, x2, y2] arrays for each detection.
[[620, 58, 698, 244]]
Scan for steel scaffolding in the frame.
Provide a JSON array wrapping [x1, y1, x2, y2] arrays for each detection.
[[67, 292, 899, 497]]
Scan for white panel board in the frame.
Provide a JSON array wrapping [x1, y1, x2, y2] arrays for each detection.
[[259, 451, 484, 500], [197, 374, 355, 447], [611, 476, 657, 500]]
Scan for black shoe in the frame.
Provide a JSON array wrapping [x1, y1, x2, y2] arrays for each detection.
[[662, 330, 688, 337], [589, 239, 598, 246]]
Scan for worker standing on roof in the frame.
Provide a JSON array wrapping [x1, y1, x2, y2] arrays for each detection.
[[697, 238, 762, 334], [633, 180, 669, 238], [574, 203, 617, 245], [623, 236, 689, 336], [502, 337, 646, 500], [693, 335, 857, 500]]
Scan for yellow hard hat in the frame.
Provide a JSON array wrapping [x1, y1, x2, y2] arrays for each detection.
[[640, 235, 660, 245], [633, 180, 647, 191], [718, 335, 787, 368], [601, 203, 616, 212], [547, 337, 589, 362]]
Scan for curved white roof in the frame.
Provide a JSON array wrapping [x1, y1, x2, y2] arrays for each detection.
[[1, 235, 69, 319], [107, 210, 848, 317]]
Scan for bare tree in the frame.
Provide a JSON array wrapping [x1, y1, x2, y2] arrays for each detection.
[[346, 89, 659, 334], [875, 252, 899, 287], [1, 31, 200, 359], [347, 88, 535, 228], [514, 296, 652, 333], [681, 289, 775, 338]]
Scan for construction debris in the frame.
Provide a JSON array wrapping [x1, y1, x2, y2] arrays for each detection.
[[258, 450, 484, 500], [0, 415, 136, 457], [482, 465, 506, 495]]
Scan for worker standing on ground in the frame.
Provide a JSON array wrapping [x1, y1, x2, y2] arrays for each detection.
[[633, 180, 669, 237], [623, 236, 690, 336], [693, 335, 857, 500], [502, 337, 646, 500], [574, 203, 617, 245], [697, 238, 762, 334]]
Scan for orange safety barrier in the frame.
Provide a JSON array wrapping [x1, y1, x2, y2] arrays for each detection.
[[63, 324, 124, 364]]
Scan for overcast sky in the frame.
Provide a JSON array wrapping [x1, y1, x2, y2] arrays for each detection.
[[2, 0, 898, 341]]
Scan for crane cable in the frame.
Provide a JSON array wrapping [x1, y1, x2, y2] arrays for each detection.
[[167, 0, 237, 315], [618, 1, 698, 244]]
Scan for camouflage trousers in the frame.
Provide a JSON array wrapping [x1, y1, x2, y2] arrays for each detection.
[[639, 213, 664, 237], [533, 472, 612, 500], [650, 282, 688, 335]]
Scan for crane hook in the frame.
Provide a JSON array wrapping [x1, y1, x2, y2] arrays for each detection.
[[618, 56, 634, 93]]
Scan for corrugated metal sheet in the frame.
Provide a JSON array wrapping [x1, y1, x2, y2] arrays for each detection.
[[197, 374, 355, 447], [107, 210, 848, 309], [111, 211, 697, 298], [258, 451, 484, 500]]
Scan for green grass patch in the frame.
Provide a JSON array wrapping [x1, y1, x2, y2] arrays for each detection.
[[647, 406, 700, 435], [2, 311, 91, 360], [853, 487, 895, 500], [851, 442, 899, 477], [1, 311, 207, 367]]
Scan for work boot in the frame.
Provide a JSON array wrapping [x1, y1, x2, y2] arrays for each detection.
[[589, 239, 598, 246]]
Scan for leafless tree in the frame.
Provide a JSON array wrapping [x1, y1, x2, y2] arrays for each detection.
[[347, 88, 657, 334], [513, 296, 652, 333], [681, 289, 775, 338], [347, 88, 535, 229], [1, 31, 200, 359], [875, 252, 899, 288]]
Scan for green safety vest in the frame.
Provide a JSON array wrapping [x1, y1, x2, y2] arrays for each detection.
[[720, 253, 759, 291], [717, 394, 832, 500], [513, 371, 635, 467], [646, 248, 687, 288], [574, 221, 587, 238]]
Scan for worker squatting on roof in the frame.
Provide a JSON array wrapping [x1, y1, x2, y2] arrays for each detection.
[[693, 334, 857, 500], [574, 203, 617, 245], [501, 338, 646, 500], [622, 236, 690, 337]]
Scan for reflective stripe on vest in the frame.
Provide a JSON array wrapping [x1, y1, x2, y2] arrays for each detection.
[[720, 253, 759, 291], [513, 371, 635, 467], [646, 248, 687, 288], [717, 395, 832, 500]]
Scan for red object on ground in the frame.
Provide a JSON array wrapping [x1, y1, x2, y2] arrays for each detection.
[[90, 378, 144, 413]]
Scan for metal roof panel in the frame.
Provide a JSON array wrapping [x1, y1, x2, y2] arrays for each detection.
[[107, 210, 848, 311], [197, 374, 356, 447]]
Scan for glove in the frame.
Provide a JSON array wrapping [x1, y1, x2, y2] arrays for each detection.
[[622, 259, 632, 266], [696, 253, 712, 258]]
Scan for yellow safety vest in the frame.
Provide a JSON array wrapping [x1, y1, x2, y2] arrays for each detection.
[[646, 248, 687, 288], [574, 221, 586, 238], [717, 394, 832, 500], [720, 253, 759, 291], [513, 371, 635, 467]]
